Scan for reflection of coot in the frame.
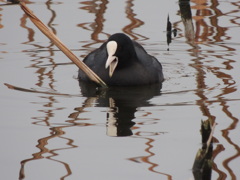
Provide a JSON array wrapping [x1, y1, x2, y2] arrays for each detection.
[[78, 33, 164, 86], [79, 82, 162, 136]]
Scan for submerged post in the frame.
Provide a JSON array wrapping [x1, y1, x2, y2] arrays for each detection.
[[192, 119, 216, 180]]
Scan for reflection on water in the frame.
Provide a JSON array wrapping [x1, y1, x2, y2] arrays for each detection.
[[78, 0, 147, 48], [78, 0, 109, 44], [188, 1, 240, 179], [19, 125, 76, 179], [1, 0, 240, 179], [123, 0, 145, 40], [18, 2, 74, 179], [76, 82, 162, 137]]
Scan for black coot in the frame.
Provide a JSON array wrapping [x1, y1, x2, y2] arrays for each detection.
[[78, 33, 164, 86]]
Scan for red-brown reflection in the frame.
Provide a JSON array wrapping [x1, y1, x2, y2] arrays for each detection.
[[122, 0, 146, 41], [0, 7, 4, 29], [129, 131, 172, 180], [18, 1, 76, 179], [78, 0, 148, 49], [77, 0, 168, 177], [78, 0, 109, 48], [19, 126, 76, 180], [179, 0, 240, 179]]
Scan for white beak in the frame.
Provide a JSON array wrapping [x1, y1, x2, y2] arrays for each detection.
[[105, 41, 118, 77]]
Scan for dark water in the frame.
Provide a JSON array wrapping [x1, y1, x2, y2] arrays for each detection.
[[0, 0, 240, 179]]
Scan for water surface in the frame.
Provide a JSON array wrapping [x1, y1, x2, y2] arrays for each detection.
[[0, 0, 240, 179]]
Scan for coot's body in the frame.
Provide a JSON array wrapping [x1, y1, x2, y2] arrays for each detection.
[[78, 33, 164, 86]]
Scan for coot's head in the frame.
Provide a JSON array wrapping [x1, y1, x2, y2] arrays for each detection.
[[105, 33, 136, 77]]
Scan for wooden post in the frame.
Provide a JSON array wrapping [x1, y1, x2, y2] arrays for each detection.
[[192, 119, 216, 180]]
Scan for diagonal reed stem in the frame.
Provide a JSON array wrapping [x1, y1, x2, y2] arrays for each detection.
[[19, 1, 107, 88]]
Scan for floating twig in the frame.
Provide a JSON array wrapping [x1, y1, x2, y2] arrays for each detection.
[[4, 83, 80, 97]]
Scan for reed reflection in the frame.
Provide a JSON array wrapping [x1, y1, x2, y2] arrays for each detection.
[[18, 2, 76, 179], [0, 7, 3, 29], [78, 0, 147, 49], [78, 0, 109, 47], [177, 0, 240, 179], [191, 1, 240, 179], [123, 0, 145, 40], [129, 132, 172, 179], [19, 125, 76, 180]]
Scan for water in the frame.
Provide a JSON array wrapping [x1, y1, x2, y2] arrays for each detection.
[[0, 0, 240, 179]]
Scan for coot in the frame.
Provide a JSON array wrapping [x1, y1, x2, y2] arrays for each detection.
[[78, 33, 164, 86]]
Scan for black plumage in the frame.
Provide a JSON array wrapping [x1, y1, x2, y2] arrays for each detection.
[[78, 33, 164, 86]]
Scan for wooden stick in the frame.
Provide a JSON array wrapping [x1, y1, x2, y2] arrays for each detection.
[[192, 119, 216, 179], [4, 83, 80, 97], [18, 1, 107, 88]]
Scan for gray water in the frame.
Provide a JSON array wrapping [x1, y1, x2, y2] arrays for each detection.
[[0, 0, 240, 179]]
